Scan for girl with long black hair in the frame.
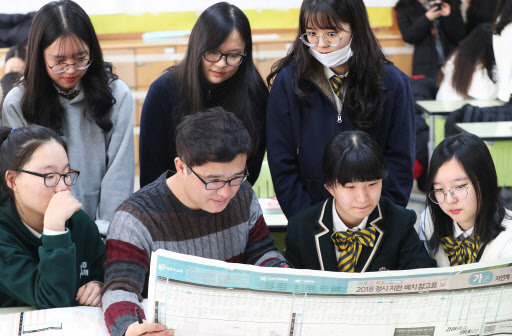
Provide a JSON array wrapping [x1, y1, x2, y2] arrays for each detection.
[[267, 0, 415, 219], [139, 2, 268, 188], [2, 0, 135, 235], [420, 133, 512, 266], [436, 23, 497, 100]]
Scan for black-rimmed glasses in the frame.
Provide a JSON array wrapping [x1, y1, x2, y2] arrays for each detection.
[[48, 59, 92, 73], [16, 169, 80, 187], [300, 32, 343, 47], [188, 166, 248, 190], [429, 185, 470, 205], [203, 50, 245, 66]]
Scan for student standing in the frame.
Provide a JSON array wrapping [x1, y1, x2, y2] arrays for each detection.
[[267, 0, 415, 219], [419, 133, 512, 267], [2, 0, 135, 235], [285, 131, 435, 272], [0, 125, 104, 308], [139, 2, 267, 188], [436, 23, 497, 101], [103, 108, 287, 336], [395, 0, 466, 80], [493, 0, 512, 102]]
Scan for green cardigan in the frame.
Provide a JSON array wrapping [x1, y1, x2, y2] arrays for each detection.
[[0, 198, 105, 308]]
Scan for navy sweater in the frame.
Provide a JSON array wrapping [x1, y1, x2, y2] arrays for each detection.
[[139, 70, 266, 187], [267, 63, 415, 218]]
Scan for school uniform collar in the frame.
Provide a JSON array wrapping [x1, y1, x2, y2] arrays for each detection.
[[55, 81, 84, 103], [314, 197, 384, 272], [307, 63, 337, 108], [452, 221, 474, 239]]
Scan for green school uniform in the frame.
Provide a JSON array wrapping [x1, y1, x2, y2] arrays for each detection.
[[0, 198, 104, 308]]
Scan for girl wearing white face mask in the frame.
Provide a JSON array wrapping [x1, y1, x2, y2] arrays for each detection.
[[266, 0, 416, 219]]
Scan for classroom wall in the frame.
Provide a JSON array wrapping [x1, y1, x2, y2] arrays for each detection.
[[3, 1, 400, 33]]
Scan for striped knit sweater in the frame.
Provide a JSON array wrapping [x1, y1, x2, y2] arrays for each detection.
[[102, 171, 286, 336]]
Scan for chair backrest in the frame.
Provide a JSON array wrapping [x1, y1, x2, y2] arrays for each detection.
[[252, 160, 275, 199], [445, 103, 512, 137]]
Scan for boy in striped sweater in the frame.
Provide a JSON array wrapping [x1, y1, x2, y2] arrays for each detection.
[[102, 108, 287, 336]]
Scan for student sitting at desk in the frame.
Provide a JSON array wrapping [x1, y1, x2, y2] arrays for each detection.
[[102, 108, 287, 336], [436, 23, 498, 101], [0, 125, 105, 309], [285, 130, 435, 273], [419, 133, 512, 266]]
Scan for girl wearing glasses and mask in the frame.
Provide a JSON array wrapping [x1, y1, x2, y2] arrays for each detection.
[[2, 0, 135, 236], [0, 125, 105, 308], [267, 0, 415, 219], [419, 133, 512, 267], [139, 2, 267, 188]]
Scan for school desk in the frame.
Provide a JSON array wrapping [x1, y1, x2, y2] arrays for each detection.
[[455, 121, 512, 187]]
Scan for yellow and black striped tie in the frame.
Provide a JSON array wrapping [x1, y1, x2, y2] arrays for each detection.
[[329, 75, 343, 99], [331, 227, 377, 273], [441, 235, 481, 266]]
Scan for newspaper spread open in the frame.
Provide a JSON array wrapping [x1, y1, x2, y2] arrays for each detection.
[[147, 249, 512, 336]]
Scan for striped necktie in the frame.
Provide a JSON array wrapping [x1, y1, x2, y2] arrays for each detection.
[[441, 234, 481, 266], [331, 226, 377, 273], [59, 90, 80, 100], [329, 75, 343, 99]]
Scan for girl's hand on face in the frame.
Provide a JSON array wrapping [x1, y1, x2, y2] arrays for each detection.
[[425, 6, 443, 21], [76, 281, 103, 307], [43, 190, 82, 231], [440, 2, 451, 16]]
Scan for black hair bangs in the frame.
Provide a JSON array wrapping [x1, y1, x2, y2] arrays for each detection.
[[333, 149, 387, 186], [303, 6, 348, 32]]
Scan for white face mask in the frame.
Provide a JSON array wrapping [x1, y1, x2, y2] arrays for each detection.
[[308, 39, 353, 68]]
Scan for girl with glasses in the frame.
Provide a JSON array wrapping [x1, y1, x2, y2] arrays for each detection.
[[285, 130, 435, 272], [419, 133, 512, 267], [266, 0, 416, 219], [139, 2, 267, 188], [0, 125, 105, 308], [2, 0, 135, 236]]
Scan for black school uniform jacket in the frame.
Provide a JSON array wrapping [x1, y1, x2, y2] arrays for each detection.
[[285, 196, 436, 272]]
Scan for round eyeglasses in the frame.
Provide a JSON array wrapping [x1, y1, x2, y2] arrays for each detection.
[[429, 185, 470, 205], [48, 59, 92, 74], [188, 166, 249, 190], [300, 32, 343, 47], [16, 169, 80, 187], [203, 50, 245, 67]]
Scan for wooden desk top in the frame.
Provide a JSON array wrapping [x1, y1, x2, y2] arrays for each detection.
[[416, 100, 506, 116], [455, 121, 512, 141]]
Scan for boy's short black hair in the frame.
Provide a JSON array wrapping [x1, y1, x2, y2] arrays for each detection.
[[176, 107, 251, 167]]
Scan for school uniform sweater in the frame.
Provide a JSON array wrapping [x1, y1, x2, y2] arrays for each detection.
[[1, 79, 135, 235], [267, 63, 415, 218], [419, 208, 512, 267], [138, 69, 267, 188], [102, 171, 286, 336], [285, 197, 436, 272], [493, 23, 512, 102], [0, 198, 105, 308]]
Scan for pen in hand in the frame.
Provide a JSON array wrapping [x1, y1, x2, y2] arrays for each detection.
[[135, 307, 143, 324]]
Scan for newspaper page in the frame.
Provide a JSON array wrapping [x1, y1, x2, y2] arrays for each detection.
[[0, 306, 109, 336], [147, 249, 512, 336]]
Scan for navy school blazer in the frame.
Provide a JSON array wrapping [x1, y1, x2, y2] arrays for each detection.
[[266, 63, 415, 219], [284, 196, 436, 272]]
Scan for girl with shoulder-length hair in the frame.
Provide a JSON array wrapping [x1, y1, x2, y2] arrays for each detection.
[[0, 125, 104, 309], [267, 0, 416, 219], [139, 1, 268, 188], [436, 23, 497, 101], [2, 0, 135, 235], [285, 130, 435, 272], [493, 0, 512, 102], [419, 133, 512, 267]]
